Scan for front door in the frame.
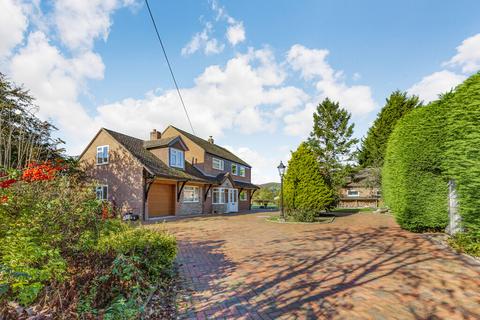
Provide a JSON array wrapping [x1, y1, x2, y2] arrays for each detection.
[[227, 188, 238, 212]]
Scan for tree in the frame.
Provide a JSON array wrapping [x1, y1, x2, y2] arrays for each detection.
[[358, 91, 421, 168], [0, 73, 64, 169], [252, 187, 276, 207], [283, 143, 336, 214], [307, 98, 358, 187]]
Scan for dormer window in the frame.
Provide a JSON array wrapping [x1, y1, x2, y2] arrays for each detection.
[[231, 163, 238, 175], [96, 145, 109, 165], [212, 157, 224, 170], [170, 148, 184, 169]]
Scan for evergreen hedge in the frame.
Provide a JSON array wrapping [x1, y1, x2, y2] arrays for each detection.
[[382, 72, 480, 232], [283, 143, 336, 216]]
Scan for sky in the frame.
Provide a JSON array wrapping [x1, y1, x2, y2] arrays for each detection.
[[1, 0, 480, 184]]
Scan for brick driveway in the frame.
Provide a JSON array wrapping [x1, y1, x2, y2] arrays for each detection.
[[158, 211, 480, 319]]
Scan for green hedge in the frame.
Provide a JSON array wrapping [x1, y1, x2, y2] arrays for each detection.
[[382, 72, 480, 232]]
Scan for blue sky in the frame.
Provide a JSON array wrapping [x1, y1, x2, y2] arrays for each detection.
[[1, 0, 480, 183]]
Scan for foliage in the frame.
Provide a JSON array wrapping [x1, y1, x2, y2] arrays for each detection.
[[449, 232, 480, 257], [382, 99, 449, 231], [358, 91, 421, 168], [0, 73, 64, 169], [252, 187, 277, 205], [283, 143, 336, 220], [285, 209, 319, 223], [0, 161, 177, 317], [382, 72, 480, 233], [307, 98, 359, 188]]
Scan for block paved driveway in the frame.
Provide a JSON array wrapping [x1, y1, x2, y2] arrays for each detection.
[[156, 211, 480, 319]]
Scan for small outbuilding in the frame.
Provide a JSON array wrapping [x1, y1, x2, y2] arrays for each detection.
[[338, 168, 381, 208]]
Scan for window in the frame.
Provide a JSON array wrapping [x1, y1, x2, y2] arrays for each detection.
[[376, 190, 381, 198], [212, 157, 224, 170], [170, 148, 184, 168], [239, 166, 246, 177], [347, 190, 359, 197], [96, 185, 108, 201], [183, 186, 199, 202], [213, 188, 225, 204], [239, 191, 247, 201], [96, 145, 109, 165], [231, 163, 238, 175]]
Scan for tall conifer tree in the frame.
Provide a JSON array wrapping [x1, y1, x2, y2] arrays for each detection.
[[307, 98, 358, 187], [358, 91, 421, 168]]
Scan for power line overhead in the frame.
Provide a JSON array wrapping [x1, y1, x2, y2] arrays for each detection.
[[144, 0, 196, 135]]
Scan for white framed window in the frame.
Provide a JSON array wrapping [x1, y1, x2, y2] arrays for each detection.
[[96, 145, 109, 165], [212, 188, 225, 204], [96, 185, 108, 201], [347, 190, 360, 197], [239, 166, 246, 177], [170, 148, 184, 169], [239, 191, 247, 201], [212, 157, 224, 170], [183, 186, 199, 202], [231, 163, 238, 175]]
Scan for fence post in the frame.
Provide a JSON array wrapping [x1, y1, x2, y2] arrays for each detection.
[[446, 180, 462, 235]]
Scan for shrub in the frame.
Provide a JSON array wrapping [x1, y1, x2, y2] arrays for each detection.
[[449, 232, 480, 257], [382, 100, 449, 231], [382, 72, 480, 233], [283, 142, 336, 219], [0, 161, 178, 317], [97, 228, 177, 278], [285, 209, 318, 222]]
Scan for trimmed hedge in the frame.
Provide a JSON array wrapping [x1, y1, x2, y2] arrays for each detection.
[[283, 142, 336, 216], [382, 72, 480, 232]]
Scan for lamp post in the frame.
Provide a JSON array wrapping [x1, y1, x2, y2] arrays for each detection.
[[277, 161, 286, 221]]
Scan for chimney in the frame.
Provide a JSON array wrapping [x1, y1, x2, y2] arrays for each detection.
[[150, 129, 161, 140], [208, 136, 214, 144]]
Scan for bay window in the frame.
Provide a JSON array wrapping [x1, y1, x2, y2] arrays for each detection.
[[183, 186, 199, 202], [213, 188, 225, 204]]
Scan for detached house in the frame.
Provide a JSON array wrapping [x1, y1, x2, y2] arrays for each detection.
[[79, 126, 258, 220]]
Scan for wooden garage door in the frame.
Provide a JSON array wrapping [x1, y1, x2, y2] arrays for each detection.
[[148, 183, 175, 217]]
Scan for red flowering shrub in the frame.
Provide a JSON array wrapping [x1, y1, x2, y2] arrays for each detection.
[[21, 162, 64, 182], [0, 179, 16, 189]]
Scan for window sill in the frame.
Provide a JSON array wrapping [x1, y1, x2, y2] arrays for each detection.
[[183, 201, 199, 203], [96, 162, 109, 166]]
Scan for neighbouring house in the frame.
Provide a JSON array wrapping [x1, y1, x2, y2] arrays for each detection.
[[79, 126, 258, 220], [338, 167, 381, 208]]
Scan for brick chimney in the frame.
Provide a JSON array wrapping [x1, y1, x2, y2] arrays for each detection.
[[208, 136, 214, 144], [150, 129, 161, 140]]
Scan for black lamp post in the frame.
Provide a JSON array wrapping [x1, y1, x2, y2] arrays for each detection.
[[277, 161, 286, 220]]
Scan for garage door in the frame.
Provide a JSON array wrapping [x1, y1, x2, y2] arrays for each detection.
[[147, 183, 175, 217]]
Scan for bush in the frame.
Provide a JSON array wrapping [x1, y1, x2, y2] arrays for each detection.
[[382, 72, 480, 234], [449, 232, 480, 257], [283, 143, 336, 217], [382, 100, 449, 231], [285, 209, 318, 222], [97, 228, 177, 278], [0, 162, 177, 318]]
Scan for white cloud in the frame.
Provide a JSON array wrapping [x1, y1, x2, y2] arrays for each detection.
[[182, 0, 246, 56], [181, 22, 224, 56], [283, 102, 316, 137], [0, 0, 28, 58], [53, 0, 135, 51], [407, 70, 466, 103], [226, 22, 245, 46], [96, 48, 307, 143], [444, 33, 480, 73], [9, 32, 103, 150], [286, 44, 376, 121]]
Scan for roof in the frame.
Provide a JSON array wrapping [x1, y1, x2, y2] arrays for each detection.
[[344, 167, 380, 188], [103, 128, 258, 189], [168, 126, 251, 167], [143, 136, 178, 149], [104, 129, 206, 182]]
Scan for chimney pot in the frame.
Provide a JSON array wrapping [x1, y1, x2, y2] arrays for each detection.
[[150, 129, 162, 140], [208, 136, 214, 144]]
